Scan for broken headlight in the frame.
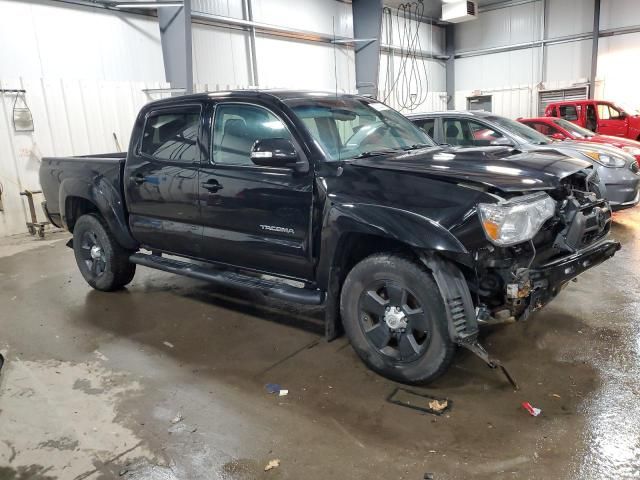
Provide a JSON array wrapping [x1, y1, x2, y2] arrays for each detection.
[[478, 192, 556, 246]]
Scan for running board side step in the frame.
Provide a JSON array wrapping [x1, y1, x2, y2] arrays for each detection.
[[129, 253, 325, 306]]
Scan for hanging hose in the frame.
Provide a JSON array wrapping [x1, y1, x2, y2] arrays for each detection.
[[380, 0, 432, 112]]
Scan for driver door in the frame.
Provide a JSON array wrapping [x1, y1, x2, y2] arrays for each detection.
[[597, 103, 627, 137], [197, 102, 314, 280]]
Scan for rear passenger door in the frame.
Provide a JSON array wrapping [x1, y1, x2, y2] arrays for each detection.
[[197, 101, 314, 280], [125, 104, 203, 257]]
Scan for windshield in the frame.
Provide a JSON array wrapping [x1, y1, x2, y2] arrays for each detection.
[[553, 118, 595, 138], [286, 97, 435, 161], [487, 115, 552, 145], [615, 103, 640, 116]]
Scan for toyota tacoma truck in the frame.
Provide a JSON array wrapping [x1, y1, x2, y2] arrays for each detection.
[[40, 90, 620, 386]]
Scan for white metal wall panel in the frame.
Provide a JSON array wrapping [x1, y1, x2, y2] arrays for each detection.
[[381, 17, 445, 55], [0, 78, 168, 237], [546, 0, 594, 38], [455, 1, 543, 52], [192, 23, 252, 88], [0, 0, 165, 82], [545, 39, 591, 83], [192, 0, 244, 18], [455, 48, 541, 91], [598, 32, 640, 111], [600, 0, 640, 30], [255, 37, 355, 92], [378, 53, 446, 113], [455, 47, 541, 119], [252, 0, 353, 37]]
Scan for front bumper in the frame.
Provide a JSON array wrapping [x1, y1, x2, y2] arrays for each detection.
[[611, 189, 640, 211], [527, 239, 620, 310], [598, 164, 640, 210]]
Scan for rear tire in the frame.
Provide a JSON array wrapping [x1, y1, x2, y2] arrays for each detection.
[[340, 254, 455, 384], [73, 214, 136, 291]]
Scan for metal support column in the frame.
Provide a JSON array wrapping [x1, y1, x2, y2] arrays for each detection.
[[242, 0, 259, 86], [352, 0, 383, 97], [445, 25, 455, 110], [158, 0, 193, 93], [589, 0, 601, 99]]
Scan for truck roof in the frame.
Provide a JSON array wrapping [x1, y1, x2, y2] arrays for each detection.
[[545, 99, 613, 106], [406, 110, 495, 118], [145, 89, 364, 108]]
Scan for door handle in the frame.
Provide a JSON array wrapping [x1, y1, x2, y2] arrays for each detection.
[[131, 173, 146, 185], [201, 179, 223, 193]]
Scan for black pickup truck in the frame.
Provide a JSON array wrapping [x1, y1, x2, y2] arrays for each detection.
[[40, 90, 619, 385]]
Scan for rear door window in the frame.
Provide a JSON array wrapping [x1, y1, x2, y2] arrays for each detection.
[[442, 119, 468, 146], [140, 108, 201, 162]]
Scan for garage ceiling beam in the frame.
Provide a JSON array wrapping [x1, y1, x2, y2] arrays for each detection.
[[158, 1, 193, 93], [191, 11, 357, 45], [589, 0, 601, 99]]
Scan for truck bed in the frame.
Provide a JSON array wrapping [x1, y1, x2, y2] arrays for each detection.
[[39, 153, 127, 229]]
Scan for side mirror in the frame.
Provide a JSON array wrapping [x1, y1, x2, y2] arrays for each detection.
[[551, 132, 567, 140], [490, 137, 514, 147], [251, 138, 303, 170]]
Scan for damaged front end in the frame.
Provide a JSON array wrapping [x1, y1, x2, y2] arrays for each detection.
[[473, 168, 619, 323], [430, 168, 620, 388]]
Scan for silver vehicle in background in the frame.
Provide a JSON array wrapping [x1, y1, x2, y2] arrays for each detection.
[[408, 110, 640, 211]]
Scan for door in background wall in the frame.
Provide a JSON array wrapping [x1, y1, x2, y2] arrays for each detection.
[[467, 95, 492, 112]]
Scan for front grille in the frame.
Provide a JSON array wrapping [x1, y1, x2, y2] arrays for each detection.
[[553, 195, 611, 253]]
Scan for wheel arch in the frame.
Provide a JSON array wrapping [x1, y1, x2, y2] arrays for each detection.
[[318, 202, 471, 341], [60, 178, 138, 249]]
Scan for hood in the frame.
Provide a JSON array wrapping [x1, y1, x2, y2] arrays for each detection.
[[552, 141, 636, 165], [348, 146, 591, 192], [592, 135, 640, 149]]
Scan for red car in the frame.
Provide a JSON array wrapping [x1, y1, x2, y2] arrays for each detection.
[[519, 116, 640, 166], [544, 99, 640, 141]]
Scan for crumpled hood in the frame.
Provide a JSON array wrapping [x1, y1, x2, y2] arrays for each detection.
[[348, 146, 591, 192]]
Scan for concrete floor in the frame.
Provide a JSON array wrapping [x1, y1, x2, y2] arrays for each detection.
[[0, 209, 639, 480]]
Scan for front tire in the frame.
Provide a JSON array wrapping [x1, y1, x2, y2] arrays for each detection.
[[73, 214, 136, 291], [340, 254, 455, 384]]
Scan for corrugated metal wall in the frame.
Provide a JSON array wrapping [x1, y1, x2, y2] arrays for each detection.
[[597, 0, 640, 111], [192, 0, 353, 37], [0, 0, 165, 82], [453, 0, 640, 120], [0, 0, 361, 237], [378, 17, 447, 113], [0, 77, 169, 237], [191, 0, 356, 92]]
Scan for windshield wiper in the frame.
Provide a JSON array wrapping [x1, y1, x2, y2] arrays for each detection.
[[402, 143, 433, 151], [352, 149, 398, 159]]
